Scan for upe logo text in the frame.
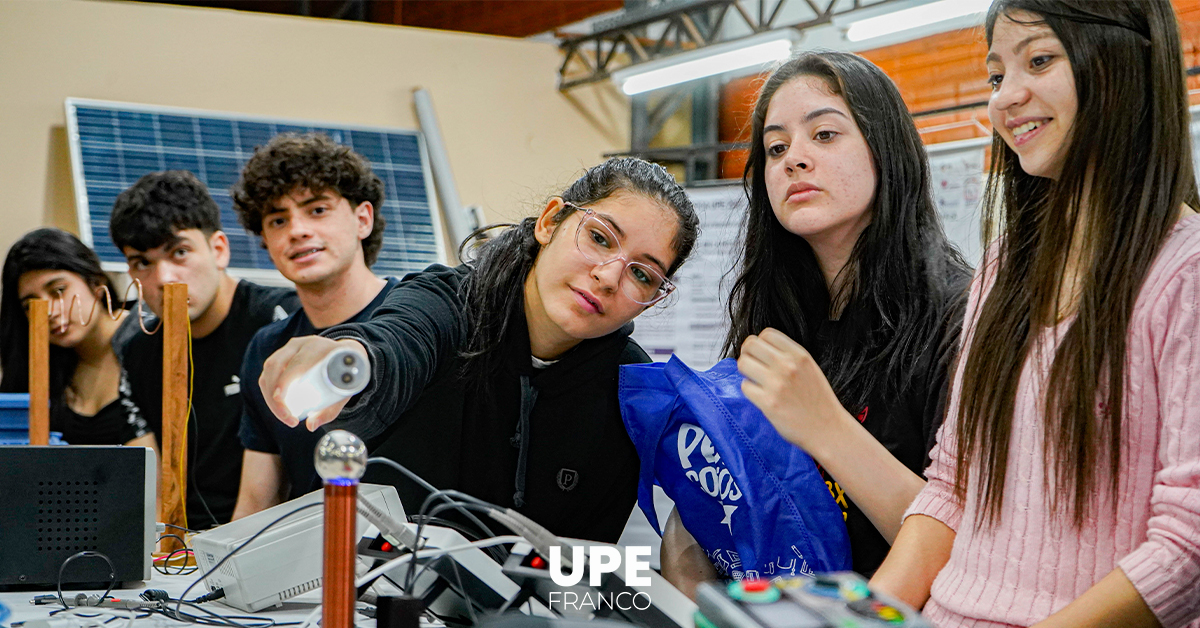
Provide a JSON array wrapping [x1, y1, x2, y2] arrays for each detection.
[[548, 545, 652, 587]]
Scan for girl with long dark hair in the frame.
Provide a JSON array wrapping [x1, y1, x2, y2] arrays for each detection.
[[660, 51, 972, 592], [1, 228, 155, 448], [255, 157, 700, 542], [871, 1, 1200, 626]]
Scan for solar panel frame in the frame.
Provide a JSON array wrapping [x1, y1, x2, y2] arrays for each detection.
[[64, 97, 446, 285]]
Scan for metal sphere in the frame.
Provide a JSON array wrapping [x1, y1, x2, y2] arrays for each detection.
[[314, 430, 368, 481]]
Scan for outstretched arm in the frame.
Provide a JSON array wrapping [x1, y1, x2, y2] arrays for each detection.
[[256, 267, 467, 439]]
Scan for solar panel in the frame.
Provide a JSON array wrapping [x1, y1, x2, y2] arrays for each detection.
[[65, 98, 445, 283]]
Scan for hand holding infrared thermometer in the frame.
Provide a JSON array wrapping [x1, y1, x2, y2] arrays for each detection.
[[283, 347, 369, 425]]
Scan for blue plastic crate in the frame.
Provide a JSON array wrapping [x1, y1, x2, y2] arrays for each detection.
[[0, 392, 30, 430], [0, 393, 64, 444]]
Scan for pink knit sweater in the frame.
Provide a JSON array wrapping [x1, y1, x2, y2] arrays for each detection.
[[906, 215, 1200, 628]]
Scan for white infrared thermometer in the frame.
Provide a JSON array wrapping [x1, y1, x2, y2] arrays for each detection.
[[283, 347, 369, 423]]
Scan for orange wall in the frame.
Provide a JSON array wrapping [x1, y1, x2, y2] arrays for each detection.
[[718, 0, 1200, 178]]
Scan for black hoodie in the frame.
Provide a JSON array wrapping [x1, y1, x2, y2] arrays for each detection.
[[325, 264, 648, 543]]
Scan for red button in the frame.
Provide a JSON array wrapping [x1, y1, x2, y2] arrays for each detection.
[[381, 541, 393, 553], [530, 556, 546, 569], [742, 579, 769, 592]]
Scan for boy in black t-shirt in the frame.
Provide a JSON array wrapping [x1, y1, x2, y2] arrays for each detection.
[[229, 133, 395, 519], [111, 171, 300, 529]]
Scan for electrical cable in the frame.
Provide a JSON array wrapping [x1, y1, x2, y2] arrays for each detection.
[[175, 502, 322, 620], [155, 533, 187, 549], [404, 513, 506, 564], [52, 607, 138, 628], [153, 535, 197, 576], [366, 457, 498, 542], [188, 589, 225, 604], [407, 501, 509, 590], [291, 535, 524, 628], [188, 401, 218, 527], [408, 499, 503, 590], [161, 523, 201, 534], [446, 558, 477, 626], [406, 515, 486, 542], [359, 535, 522, 592], [32, 586, 266, 628], [366, 457, 438, 495], [153, 599, 276, 628], [55, 552, 116, 610]]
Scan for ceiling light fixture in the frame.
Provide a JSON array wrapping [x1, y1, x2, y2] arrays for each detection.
[[612, 29, 800, 96], [844, 0, 992, 43]]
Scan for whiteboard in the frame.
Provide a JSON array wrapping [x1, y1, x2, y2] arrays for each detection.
[[928, 137, 989, 266], [631, 185, 744, 369]]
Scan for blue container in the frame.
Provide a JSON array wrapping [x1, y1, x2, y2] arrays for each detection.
[[0, 392, 31, 430], [0, 393, 65, 444]]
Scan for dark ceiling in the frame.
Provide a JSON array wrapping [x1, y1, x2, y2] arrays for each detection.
[[137, 0, 624, 38]]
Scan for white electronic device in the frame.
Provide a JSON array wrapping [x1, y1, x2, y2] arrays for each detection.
[[191, 483, 405, 612], [283, 348, 369, 422]]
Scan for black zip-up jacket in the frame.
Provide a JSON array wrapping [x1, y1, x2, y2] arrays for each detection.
[[324, 264, 649, 543]]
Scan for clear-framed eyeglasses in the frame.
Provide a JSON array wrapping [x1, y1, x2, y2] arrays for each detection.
[[566, 203, 675, 306]]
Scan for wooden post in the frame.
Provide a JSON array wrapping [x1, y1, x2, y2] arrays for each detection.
[[161, 283, 189, 543], [27, 299, 49, 446]]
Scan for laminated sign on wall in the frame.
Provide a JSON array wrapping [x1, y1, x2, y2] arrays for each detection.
[[631, 185, 744, 369]]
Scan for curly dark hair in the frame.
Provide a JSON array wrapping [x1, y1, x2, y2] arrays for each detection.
[[230, 133, 387, 266], [111, 170, 221, 253]]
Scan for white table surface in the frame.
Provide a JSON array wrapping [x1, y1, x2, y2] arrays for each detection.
[[0, 572, 345, 628]]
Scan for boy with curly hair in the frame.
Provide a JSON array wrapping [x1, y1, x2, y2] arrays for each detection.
[[230, 133, 400, 518], [111, 170, 299, 528]]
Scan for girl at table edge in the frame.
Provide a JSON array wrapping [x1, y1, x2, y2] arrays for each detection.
[[871, 1, 1200, 627], [661, 49, 973, 592], [1, 228, 157, 450]]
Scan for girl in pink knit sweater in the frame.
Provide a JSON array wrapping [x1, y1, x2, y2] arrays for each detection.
[[869, 1, 1200, 627]]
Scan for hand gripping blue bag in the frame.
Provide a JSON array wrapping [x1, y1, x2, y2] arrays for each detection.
[[619, 356, 851, 580]]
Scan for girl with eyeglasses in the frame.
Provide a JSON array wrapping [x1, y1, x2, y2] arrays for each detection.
[[1, 228, 156, 449], [255, 157, 699, 542], [660, 51, 972, 593]]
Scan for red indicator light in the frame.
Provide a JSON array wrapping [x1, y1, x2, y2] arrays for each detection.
[[530, 556, 546, 569], [742, 580, 769, 593], [381, 541, 393, 552]]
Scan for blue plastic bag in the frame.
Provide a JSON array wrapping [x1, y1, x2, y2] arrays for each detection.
[[620, 356, 851, 580]]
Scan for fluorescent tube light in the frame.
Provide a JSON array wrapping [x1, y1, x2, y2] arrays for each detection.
[[845, 0, 992, 43], [613, 30, 799, 96]]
